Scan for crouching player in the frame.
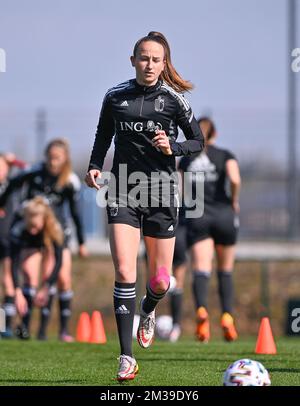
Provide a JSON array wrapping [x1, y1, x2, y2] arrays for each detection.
[[9, 196, 63, 339], [0, 152, 27, 338]]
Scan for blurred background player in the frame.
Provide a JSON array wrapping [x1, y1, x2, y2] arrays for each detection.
[[170, 117, 241, 342], [0, 153, 27, 338], [0, 139, 88, 341], [9, 197, 64, 339]]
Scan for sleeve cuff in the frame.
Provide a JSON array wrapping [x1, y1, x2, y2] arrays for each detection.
[[170, 142, 182, 156], [88, 163, 103, 172]]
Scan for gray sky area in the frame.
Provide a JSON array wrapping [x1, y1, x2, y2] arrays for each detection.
[[0, 0, 299, 170]]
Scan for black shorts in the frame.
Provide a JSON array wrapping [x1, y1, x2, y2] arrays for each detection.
[[173, 222, 188, 267], [187, 204, 239, 246], [0, 238, 10, 260], [106, 203, 179, 239]]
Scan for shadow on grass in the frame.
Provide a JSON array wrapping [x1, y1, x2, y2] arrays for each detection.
[[268, 368, 300, 373], [0, 379, 89, 384], [136, 356, 253, 363]]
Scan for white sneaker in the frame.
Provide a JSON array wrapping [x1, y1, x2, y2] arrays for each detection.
[[169, 324, 181, 343], [137, 296, 155, 348], [117, 355, 139, 381]]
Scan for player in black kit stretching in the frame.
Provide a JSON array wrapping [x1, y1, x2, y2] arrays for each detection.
[[9, 197, 63, 339], [0, 139, 87, 341], [85, 31, 204, 381], [0, 153, 26, 338]]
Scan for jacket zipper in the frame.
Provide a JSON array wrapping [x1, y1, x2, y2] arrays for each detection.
[[139, 94, 145, 116]]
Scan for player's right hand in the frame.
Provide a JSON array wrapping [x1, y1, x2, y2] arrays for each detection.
[[35, 286, 49, 307], [78, 244, 89, 258], [85, 169, 101, 190]]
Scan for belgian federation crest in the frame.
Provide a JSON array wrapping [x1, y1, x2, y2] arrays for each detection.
[[154, 96, 165, 112], [109, 202, 119, 217], [146, 121, 163, 132], [146, 120, 156, 132]]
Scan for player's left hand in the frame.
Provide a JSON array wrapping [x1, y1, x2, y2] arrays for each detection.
[[152, 130, 173, 156], [35, 286, 49, 307], [78, 244, 89, 258]]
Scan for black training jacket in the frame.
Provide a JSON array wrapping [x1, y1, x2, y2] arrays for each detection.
[[88, 79, 204, 179]]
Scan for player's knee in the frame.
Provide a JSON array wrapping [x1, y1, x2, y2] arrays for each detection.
[[58, 278, 71, 291], [150, 266, 170, 294], [174, 278, 184, 290], [218, 268, 233, 274], [116, 265, 135, 283], [59, 283, 71, 291], [154, 279, 169, 294]]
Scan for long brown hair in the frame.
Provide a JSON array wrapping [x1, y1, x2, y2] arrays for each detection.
[[45, 138, 72, 189], [24, 196, 64, 249], [133, 31, 193, 93]]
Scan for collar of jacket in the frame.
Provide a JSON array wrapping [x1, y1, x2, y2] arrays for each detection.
[[133, 78, 162, 93]]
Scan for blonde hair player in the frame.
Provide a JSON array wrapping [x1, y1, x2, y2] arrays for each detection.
[[9, 197, 64, 339], [0, 153, 26, 338], [0, 139, 88, 341]]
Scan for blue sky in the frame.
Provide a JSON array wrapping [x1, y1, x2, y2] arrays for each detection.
[[0, 0, 299, 168]]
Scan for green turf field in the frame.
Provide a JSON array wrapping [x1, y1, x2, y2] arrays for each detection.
[[0, 337, 299, 386]]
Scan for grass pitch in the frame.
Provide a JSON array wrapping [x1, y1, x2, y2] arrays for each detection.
[[0, 337, 299, 386]]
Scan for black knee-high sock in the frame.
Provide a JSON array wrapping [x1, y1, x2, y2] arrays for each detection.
[[192, 271, 211, 309], [22, 285, 36, 330], [3, 296, 16, 331], [169, 288, 183, 326], [58, 290, 73, 335], [217, 270, 234, 314], [142, 283, 170, 315], [113, 281, 136, 357], [38, 286, 56, 337]]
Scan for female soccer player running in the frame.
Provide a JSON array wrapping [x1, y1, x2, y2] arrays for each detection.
[[177, 117, 241, 342], [0, 139, 88, 341], [9, 197, 64, 339], [85, 31, 204, 381]]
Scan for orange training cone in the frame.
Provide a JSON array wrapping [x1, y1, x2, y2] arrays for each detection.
[[255, 317, 277, 354], [89, 311, 107, 344], [76, 312, 91, 342]]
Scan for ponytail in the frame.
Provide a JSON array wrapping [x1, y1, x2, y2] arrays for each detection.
[[133, 31, 193, 93], [197, 117, 216, 141]]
